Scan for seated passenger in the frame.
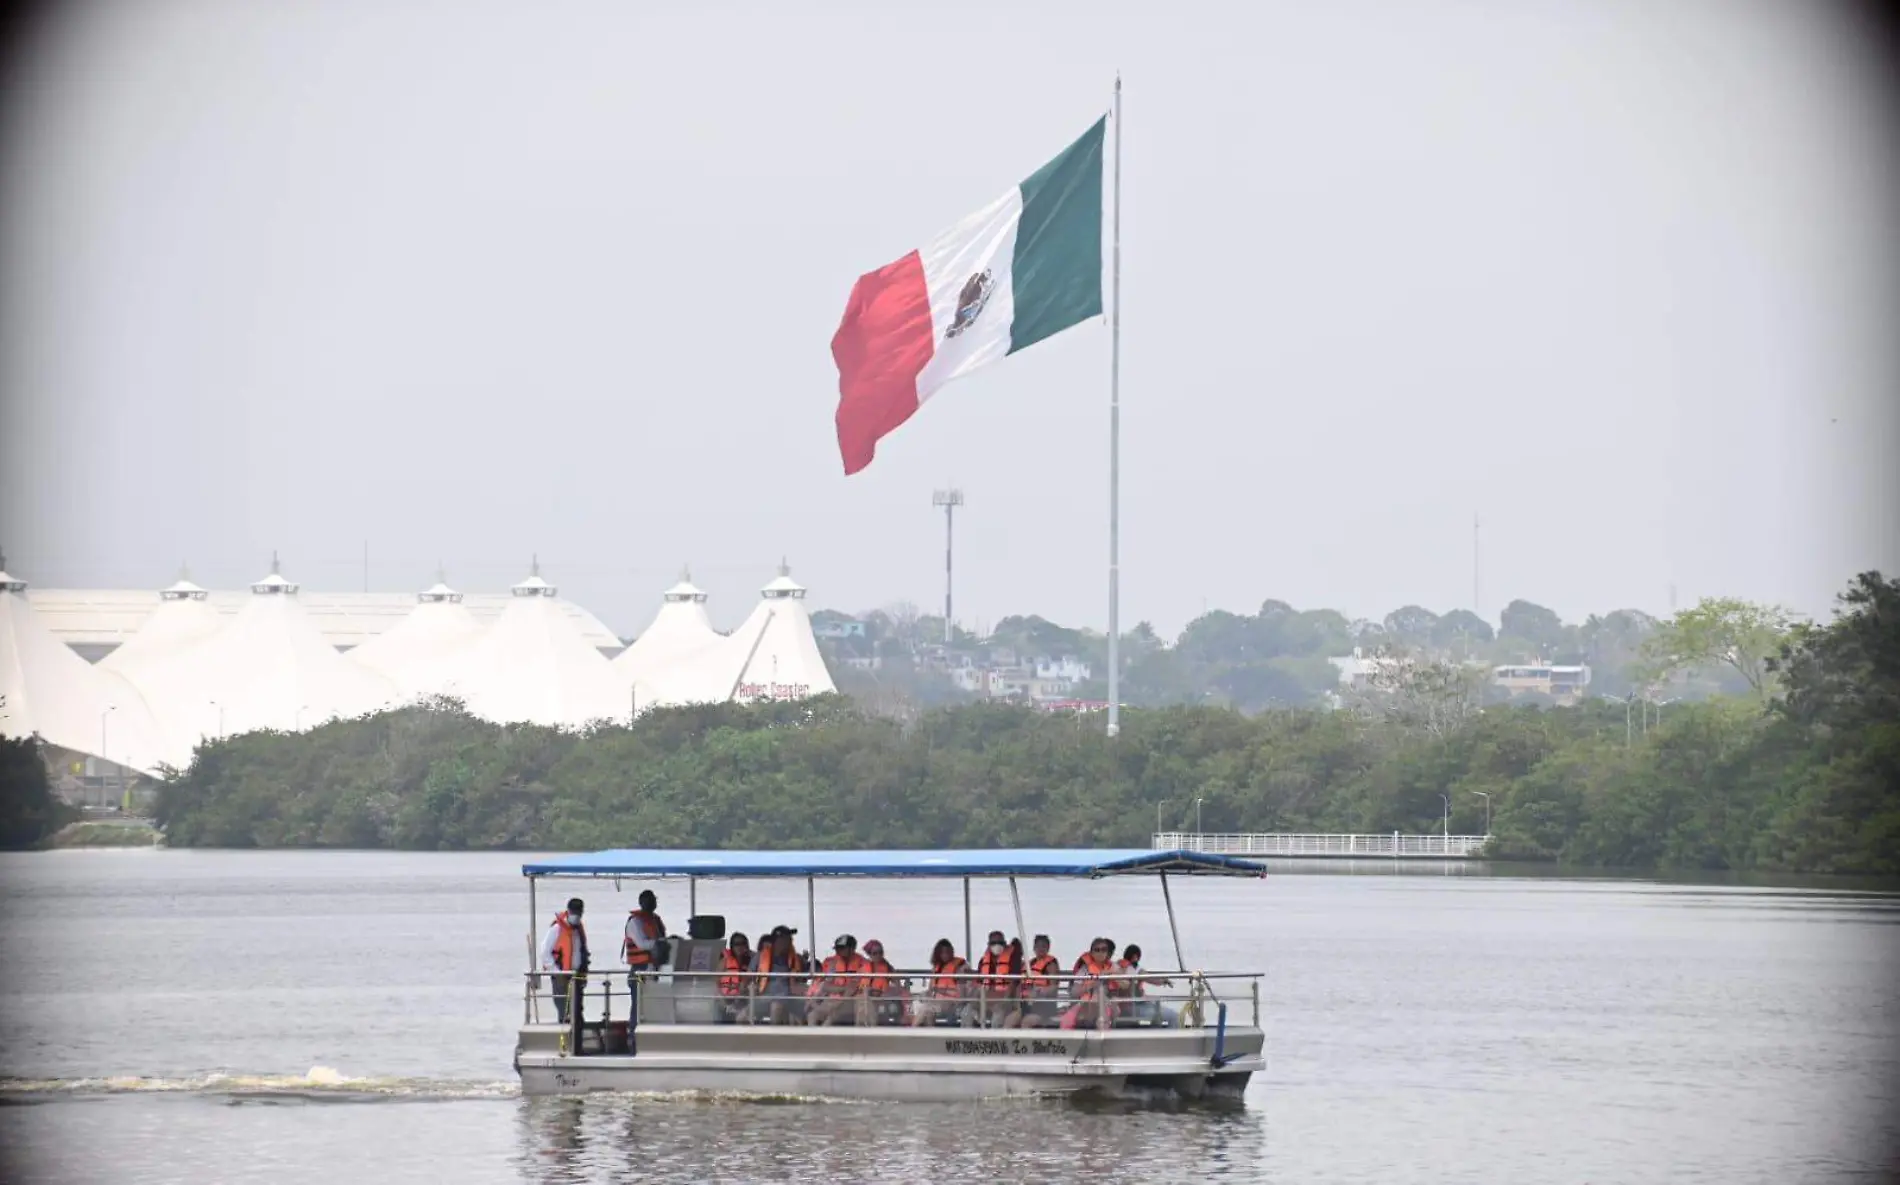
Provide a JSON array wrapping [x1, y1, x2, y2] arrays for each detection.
[[754, 925, 808, 1025], [910, 938, 969, 1027], [807, 934, 868, 1026], [975, 930, 1024, 1028], [1062, 937, 1117, 1030], [1018, 934, 1062, 1028], [717, 933, 753, 1023], [857, 939, 906, 1026], [1115, 944, 1177, 1026]]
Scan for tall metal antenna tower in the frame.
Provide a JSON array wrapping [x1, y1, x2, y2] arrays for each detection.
[[932, 488, 964, 644]]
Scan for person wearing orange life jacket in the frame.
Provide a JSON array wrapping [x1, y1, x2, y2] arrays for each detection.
[[974, 930, 1025, 1028], [621, 889, 666, 1031], [910, 937, 971, 1027], [537, 897, 590, 1025], [807, 934, 870, 1026], [1018, 934, 1063, 1028], [1115, 943, 1178, 1027], [754, 925, 809, 1025], [857, 938, 906, 1026], [623, 890, 667, 971], [1062, 937, 1118, 1030], [717, 933, 753, 1023]]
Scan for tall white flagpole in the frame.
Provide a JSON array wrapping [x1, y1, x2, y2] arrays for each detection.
[[1106, 74, 1123, 738]]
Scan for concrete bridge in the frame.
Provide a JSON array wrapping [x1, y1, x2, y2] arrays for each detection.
[[1152, 832, 1492, 859]]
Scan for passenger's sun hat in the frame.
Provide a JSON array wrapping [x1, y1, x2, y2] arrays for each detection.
[[833, 934, 857, 950]]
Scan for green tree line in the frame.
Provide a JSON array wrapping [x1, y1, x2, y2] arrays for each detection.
[[143, 574, 1897, 874], [821, 590, 1753, 712], [0, 735, 79, 850]]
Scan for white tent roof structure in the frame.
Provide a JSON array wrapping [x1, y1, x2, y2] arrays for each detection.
[[26, 587, 622, 654], [444, 560, 633, 728], [612, 567, 723, 686], [119, 555, 397, 757], [644, 561, 836, 707], [0, 558, 172, 776], [345, 570, 486, 698], [97, 567, 223, 675]]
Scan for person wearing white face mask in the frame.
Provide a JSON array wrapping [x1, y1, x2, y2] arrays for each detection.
[[975, 930, 1024, 1028], [539, 897, 590, 1025]]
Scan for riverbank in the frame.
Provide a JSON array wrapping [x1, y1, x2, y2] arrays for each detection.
[[39, 818, 162, 849]]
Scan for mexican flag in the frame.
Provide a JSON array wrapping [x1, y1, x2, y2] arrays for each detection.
[[831, 118, 1106, 475]]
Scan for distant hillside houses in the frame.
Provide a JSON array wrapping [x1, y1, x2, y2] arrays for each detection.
[[810, 610, 1096, 706], [1327, 648, 1594, 706], [810, 595, 1727, 716]]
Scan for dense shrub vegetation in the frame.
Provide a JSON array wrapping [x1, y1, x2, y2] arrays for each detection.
[[150, 574, 1898, 874], [0, 735, 78, 849]]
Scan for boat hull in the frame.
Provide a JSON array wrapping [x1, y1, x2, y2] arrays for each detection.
[[514, 1023, 1262, 1102]]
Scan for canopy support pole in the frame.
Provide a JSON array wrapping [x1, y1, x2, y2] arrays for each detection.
[[1008, 876, 1026, 945], [689, 876, 697, 919], [963, 877, 973, 962], [527, 877, 538, 1023], [807, 877, 817, 962], [1160, 871, 1186, 970]]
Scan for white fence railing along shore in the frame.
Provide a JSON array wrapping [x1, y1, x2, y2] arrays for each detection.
[[1153, 832, 1492, 859]]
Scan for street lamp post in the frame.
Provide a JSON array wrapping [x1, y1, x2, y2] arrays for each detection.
[[210, 700, 224, 739], [1156, 799, 1169, 842], [295, 704, 311, 730], [1437, 792, 1450, 851], [1471, 790, 1492, 836], [1194, 796, 1204, 839], [100, 705, 116, 810]]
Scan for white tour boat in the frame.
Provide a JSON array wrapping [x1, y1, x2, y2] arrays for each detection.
[[513, 847, 1267, 1102]]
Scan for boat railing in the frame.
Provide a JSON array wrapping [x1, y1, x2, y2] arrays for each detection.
[[523, 967, 1263, 1034]]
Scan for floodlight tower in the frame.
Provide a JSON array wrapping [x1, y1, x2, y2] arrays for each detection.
[[932, 488, 964, 644]]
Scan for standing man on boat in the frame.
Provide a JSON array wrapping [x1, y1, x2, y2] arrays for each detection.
[[623, 890, 667, 972], [539, 897, 589, 1025], [622, 890, 666, 1035]]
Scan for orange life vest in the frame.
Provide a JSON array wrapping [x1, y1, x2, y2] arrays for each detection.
[[930, 955, 969, 997], [718, 948, 749, 996], [809, 952, 868, 998], [977, 948, 1022, 997], [1024, 952, 1060, 995], [623, 909, 665, 967], [1108, 957, 1142, 997], [549, 914, 587, 972], [864, 957, 897, 996], [756, 948, 809, 995], [1073, 951, 1114, 998]]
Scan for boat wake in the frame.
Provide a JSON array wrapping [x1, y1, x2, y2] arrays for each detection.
[[0, 1066, 519, 1103]]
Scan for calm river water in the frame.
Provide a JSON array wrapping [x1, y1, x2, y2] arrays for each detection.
[[0, 851, 1895, 1183]]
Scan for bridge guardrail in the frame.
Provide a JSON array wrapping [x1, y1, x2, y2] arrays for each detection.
[[1153, 832, 1491, 858]]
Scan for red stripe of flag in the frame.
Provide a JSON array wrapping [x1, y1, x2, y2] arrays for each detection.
[[831, 251, 936, 476]]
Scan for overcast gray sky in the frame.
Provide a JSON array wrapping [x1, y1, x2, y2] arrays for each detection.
[[2, 0, 1894, 638]]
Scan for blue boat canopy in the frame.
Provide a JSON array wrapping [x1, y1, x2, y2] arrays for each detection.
[[521, 848, 1265, 880]]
